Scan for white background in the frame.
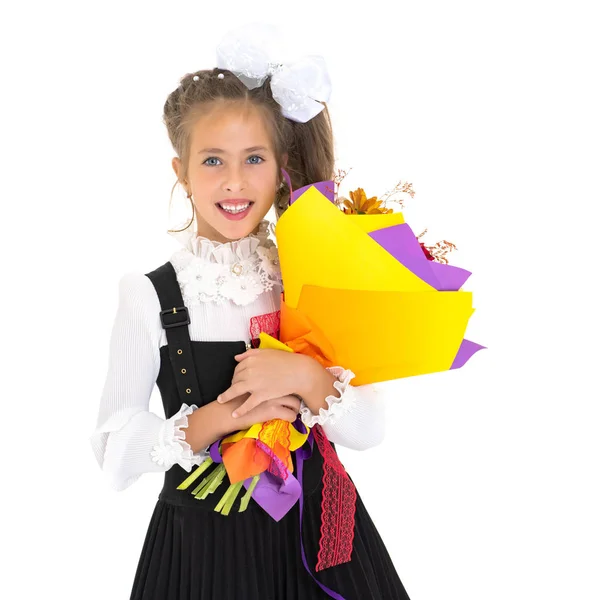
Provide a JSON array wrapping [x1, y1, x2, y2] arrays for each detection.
[[2, 1, 599, 599]]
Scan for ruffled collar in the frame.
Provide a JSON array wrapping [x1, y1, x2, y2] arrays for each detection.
[[167, 219, 273, 265], [167, 219, 282, 306]]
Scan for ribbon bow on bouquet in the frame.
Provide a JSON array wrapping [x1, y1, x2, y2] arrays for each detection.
[[216, 22, 332, 123], [177, 386, 309, 520]]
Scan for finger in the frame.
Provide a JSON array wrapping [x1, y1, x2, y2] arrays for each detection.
[[286, 401, 301, 413], [217, 382, 249, 404], [278, 407, 297, 422], [233, 348, 261, 361], [232, 393, 266, 418], [232, 359, 253, 377], [230, 368, 248, 385], [278, 396, 300, 411]]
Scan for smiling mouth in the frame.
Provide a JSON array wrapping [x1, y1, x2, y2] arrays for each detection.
[[216, 202, 254, 214]]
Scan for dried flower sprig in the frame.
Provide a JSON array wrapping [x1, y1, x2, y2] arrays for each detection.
[[416, 228, 458, 264], [332, 167, 351, 190], [331, 168, 456, 264]]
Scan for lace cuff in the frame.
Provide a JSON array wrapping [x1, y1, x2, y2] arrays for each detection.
[[150, 403, 210, 471], [299, 366, 357, 428]]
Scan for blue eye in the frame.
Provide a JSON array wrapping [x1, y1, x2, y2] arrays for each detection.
[[203, 155, 265, 166]]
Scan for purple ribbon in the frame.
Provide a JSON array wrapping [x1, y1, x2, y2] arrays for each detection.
[[295, 421, 347, 600], [209, 439, 223, 464]]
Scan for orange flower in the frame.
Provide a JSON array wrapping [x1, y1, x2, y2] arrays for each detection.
[[336, 181, 456, 264], [342, 187, 394, 215]]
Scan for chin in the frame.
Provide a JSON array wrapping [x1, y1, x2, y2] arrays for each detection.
[[216, 220, 262, 241]]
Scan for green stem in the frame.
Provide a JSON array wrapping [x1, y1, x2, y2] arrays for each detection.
[[191, 464, 223, 497], [219, 481, 244, 516], [238, 475, 261, 513], [214, 482, 238, 513], [177, 458, 214, 490], [200, 466, 227, 499]]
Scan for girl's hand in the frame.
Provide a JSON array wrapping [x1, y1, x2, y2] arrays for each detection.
[[231, 393, 302, 431], [217, 348, 312, 419]]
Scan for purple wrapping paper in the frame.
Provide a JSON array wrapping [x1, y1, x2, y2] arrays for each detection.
[[209, 429, 303, 523], [369, 223, 472, 291], [290, 180, 336, 203]]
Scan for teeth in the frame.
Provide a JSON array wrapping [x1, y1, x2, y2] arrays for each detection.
[[220, 203, 250, 214]]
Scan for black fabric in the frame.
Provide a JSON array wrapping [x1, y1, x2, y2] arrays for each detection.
[[129, 261, 411, 599], [146, 261, 205, 408]]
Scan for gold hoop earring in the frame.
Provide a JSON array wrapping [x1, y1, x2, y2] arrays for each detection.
[[186, 191, 196, 220]]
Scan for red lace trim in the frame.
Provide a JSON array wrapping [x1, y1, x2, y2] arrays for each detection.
[[312, 424, 356, 571], [249, 311, 281, 348], [249, 310, 356, 569]]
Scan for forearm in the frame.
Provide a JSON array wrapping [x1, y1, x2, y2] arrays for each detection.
[[184, 396, 246, 453]]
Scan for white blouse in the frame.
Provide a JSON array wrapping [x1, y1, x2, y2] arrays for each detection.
[[90, 219, 386, 491]]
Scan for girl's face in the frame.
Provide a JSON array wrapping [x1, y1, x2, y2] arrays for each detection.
[[173, 102, 285, 243]]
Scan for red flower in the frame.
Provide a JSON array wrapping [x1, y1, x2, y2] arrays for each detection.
[[419, 242, 435, 261]]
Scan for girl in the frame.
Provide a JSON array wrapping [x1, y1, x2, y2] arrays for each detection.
[[90, 36, 411, 600]]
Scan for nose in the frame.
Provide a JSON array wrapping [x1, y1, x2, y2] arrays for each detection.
[[222, 163, 247, 193]]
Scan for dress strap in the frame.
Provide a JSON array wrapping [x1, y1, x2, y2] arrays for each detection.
[[145, 261, 204, 407]]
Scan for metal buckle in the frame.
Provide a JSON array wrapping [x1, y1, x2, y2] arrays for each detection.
[[160, 306, 190, 329]]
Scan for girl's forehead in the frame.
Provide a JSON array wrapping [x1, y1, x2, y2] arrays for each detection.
[[190, 103, 274, 150]]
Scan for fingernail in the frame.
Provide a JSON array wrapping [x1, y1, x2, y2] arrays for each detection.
[[232, 412, 238, 418], [217, 395, 222, 403]]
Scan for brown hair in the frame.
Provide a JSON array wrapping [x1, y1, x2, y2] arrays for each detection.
[[163, 68, 335, 232]]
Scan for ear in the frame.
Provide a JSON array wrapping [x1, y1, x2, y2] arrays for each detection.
[[281, 153, 289, 169], [172, 157, 186, 189]]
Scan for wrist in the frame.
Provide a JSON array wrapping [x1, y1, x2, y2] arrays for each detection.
[[297, 362, 339, 415], [294, 354, 324, 397]]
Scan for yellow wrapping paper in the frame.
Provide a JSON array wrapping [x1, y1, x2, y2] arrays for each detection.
[[275, 186, 435, 309], [257, 184, 478, 383]]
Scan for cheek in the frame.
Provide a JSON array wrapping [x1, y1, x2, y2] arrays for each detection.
[[192, 169, 219, 189], [254, 165, 278, 192]]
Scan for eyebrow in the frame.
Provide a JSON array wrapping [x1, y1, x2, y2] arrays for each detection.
[[197, 146, 269, 154]]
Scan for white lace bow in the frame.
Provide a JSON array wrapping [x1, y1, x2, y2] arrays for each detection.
[[215, 23, 332, 123]]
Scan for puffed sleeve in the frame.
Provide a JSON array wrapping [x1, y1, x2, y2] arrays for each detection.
[[298, 366, 386, 451], [89, 272, 210, 491]]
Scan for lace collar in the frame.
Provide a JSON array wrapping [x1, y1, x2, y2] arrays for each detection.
[[167, 219, 282, 307]]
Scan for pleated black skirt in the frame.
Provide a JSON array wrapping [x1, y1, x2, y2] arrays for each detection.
[[130, 479, 411, 600]]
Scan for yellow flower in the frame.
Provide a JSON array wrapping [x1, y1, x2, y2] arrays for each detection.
[[342, 187, 394, 215]]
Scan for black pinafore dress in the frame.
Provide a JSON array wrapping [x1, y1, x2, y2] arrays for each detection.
[[130, 261, 411, 600]]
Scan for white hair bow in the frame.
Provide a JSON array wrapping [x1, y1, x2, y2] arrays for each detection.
[[215, 23, 332, 123]]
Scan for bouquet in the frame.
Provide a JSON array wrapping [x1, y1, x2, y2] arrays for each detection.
[[176, 170, 485, 575], [177, 379, 310, 521], [264, 171, 485, 384]]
